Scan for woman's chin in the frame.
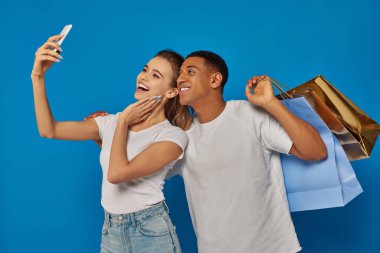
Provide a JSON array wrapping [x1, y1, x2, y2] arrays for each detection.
[[134, 91, 150, 100]]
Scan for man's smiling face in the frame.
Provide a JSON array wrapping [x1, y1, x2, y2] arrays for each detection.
[[177, 57, 213, 106]]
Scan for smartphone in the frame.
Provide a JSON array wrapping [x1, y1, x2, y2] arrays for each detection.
[[53, 24, 72, 52]]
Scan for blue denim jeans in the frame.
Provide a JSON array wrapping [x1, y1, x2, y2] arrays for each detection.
[[100, 201, 182, 253]]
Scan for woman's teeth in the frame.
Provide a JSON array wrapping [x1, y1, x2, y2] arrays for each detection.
[[138, 83, 149, 91]]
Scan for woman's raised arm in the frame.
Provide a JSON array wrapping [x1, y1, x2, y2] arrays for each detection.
[[31, 35, 100, 141]]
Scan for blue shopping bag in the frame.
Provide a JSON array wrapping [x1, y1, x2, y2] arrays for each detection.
[[280, 97, 363, 212]]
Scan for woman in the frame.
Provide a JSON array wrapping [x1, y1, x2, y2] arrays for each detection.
[[31, 34, 191, 253]]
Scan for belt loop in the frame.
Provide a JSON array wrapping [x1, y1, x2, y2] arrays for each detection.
[[131, 213, 136, 228], [104, 210, 110, 228], [163, 201, 169, 214]]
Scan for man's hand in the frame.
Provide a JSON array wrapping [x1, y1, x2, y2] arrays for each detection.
[[245, 75, 277, 109], [84, 110, 109, 147], [245, 75, 327, 161], [84, 110, 109, 121]]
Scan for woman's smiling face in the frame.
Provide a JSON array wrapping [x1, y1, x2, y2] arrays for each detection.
[[134, 56, 174, 100]]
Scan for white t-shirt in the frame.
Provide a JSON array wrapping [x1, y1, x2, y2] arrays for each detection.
[[173, 100, 301, 253], [94, 112, 188, 214]]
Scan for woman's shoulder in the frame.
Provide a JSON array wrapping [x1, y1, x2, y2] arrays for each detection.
[[160, 121, 187, 136], [93, 112, 120, 128], [96, 112, 121, 120], [156, 121, 188, 143]]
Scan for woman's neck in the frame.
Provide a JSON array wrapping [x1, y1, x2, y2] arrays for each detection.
[[129, 101, 167, 132]]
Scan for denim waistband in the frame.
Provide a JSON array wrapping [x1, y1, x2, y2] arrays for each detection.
[[104, 201, 169, 228]]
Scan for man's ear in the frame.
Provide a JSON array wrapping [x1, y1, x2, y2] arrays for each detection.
[[165, 88, 179, 98], [210, 72, 223, 89]]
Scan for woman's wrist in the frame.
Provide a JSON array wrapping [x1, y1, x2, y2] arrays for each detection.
[[31, 69, 45, 80], [117, 116, 130, 127]]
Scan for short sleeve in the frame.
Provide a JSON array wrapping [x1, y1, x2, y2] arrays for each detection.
[[93, 113, 120, 140], [236, 100, 292, 155], [155, 126, 188, 160], [260, 113, 293, 155]]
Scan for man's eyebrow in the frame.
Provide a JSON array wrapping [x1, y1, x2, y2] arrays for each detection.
[[180, 65, 200, 73], [186, 65, 200, 70]]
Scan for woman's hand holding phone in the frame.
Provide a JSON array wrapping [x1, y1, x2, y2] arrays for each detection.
[[31, 25, 72, 78], [31, 35, 64, 77]]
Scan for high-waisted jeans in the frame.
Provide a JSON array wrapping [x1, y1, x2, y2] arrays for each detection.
[[100, 201, 182, 253]]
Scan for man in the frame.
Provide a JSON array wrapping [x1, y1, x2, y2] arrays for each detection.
[[87, 51, 327, 253]]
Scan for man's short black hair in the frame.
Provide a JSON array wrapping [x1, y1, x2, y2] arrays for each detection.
[[186, 51, 228, 93]]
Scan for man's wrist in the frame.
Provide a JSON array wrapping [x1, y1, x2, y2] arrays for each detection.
[[261, 97, 282, 113]]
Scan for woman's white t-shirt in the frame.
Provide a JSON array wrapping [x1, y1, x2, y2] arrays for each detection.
[[94, 112, 188, 214]]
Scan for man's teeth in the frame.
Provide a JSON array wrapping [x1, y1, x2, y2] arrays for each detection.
[[181, 87, 190, 91]]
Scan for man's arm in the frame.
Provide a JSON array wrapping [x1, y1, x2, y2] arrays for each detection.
[[245, 75, 327, 161]]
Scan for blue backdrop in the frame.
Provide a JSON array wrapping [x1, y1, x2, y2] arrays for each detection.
[[1, 0, 379, 252]]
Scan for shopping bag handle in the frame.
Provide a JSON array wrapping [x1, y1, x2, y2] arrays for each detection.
[[267, 77, 294, 99]]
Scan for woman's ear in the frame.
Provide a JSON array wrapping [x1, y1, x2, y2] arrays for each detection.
[[211, 72, 223, 89], [165, 88, 179, 98]]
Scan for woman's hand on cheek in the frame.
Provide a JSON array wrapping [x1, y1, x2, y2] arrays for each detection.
[[119, 96, 161, 125]]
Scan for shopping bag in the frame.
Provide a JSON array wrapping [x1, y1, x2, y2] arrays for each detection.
[[280, 97, 363, 212], [276, 75, 380, 161]]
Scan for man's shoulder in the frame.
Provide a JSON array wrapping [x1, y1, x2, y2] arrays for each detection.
[[226, 100, 266, 118], [185, 120, 197, 134], [227, 99, 251, 108]]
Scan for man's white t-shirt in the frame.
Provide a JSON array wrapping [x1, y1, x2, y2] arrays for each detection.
[[174, 100, 302, 253], [94, 112, 188, 214]]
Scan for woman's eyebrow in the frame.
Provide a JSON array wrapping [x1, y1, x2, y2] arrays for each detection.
[[152, 69, 164, 78], [144, 65, 163, 78]]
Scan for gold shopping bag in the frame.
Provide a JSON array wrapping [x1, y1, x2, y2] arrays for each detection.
[[272, 75, 380, 161]]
